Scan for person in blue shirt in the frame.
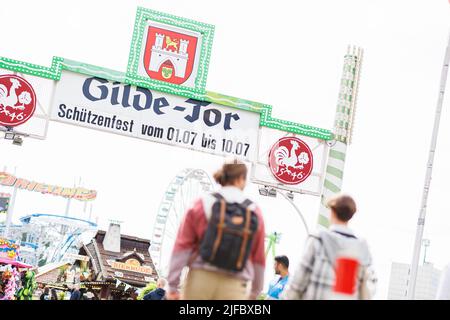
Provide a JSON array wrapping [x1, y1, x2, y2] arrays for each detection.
[[267, 255, 290, 300], [143, 278, 166, 300]]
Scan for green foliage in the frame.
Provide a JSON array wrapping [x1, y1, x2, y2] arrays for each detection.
[[16, 271, 38, 300], [58, 291, 66, 300], [137, 281, 157, 300], [257, 293, 267, 300]]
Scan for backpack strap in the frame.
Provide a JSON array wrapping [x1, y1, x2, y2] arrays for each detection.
[[210, 196, 227, 261], [308, 232, 337, 272], [242, 199, 253, 208], [212, 192, 224, 201], [236, 205, 253, 270], [188, 193, 222, 267], [332, 230, 357, 239], [213, 192, 253, 208], [311, 231, 360, 271]]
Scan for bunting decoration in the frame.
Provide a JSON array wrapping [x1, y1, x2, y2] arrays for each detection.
[[112, 276, 140, 292]]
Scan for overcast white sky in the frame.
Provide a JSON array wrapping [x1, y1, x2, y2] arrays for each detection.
[[1, 0, 450, 299]]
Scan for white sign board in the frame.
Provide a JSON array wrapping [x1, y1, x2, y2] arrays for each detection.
[[251, 127, 329, 196], [51, 71, 260, 161], [0, 69, 54, 140], [64, 253, 90, 262]]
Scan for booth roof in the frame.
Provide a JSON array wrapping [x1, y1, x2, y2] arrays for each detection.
[[80, 230, 158, 287], [0, 257, 33, 268]]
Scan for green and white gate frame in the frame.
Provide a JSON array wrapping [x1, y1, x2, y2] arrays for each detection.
[[0, 7, 363, 228], [317, 46, 363, 228]]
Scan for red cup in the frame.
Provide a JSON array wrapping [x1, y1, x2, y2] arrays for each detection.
[[334, 257, 359, 295]]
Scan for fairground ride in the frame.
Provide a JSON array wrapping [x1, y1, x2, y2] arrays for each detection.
[[150, 168, 214, 277], [0, 213, 97, 267]]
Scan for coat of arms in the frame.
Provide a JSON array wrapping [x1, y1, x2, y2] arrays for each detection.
[[143, 26, 198, 85]]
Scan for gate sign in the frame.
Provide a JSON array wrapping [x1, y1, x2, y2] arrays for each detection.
[[51, 71, 260, 161], [268, 137, 313, 185], [1, 6, 334, 172], [0, 74, 36, 127]]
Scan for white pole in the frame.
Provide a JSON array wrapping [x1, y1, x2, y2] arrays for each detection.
[[4, 187, 17, 238], [407, 31, 450, 300], [64, 177, 77, 217], [64, 198, 71, 217], [278, 190, 310, 235], [1, 165, 7, 237], [4, 166, 17, 239]]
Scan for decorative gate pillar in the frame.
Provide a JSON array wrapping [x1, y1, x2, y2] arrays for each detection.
[[317, 46, 363, 228]]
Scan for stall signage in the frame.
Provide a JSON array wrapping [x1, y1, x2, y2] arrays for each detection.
[[64, 253, 90, 262], [0, 238, 19, 260], [0, 172, 96, 201], [268, 137, 314, 185], [51, 71, 259, 161], [107, 259, 153, 275]]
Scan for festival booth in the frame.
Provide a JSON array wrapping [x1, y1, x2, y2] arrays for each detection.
[[78, 222, 157, 300], [33, 260, 89, 300], [0, 238, 35, 300]]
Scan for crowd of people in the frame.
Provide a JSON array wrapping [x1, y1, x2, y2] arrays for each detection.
[[25, 160, 450, 300], [37, 284, 99, 300], [35, 282, 168, 301], [163, 160, 378, 300]]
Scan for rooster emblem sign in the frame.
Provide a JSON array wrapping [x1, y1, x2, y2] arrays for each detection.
[[268, 137, 313, 185], [0, 74, 36, 127]]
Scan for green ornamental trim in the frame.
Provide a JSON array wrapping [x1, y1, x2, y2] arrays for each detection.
[[126, 7, 215, 97], [0, 56, 333, 140], [0, 7, 334, 140]]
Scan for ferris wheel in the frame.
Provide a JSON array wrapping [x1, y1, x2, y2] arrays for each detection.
[[150, 168, 215, 277]]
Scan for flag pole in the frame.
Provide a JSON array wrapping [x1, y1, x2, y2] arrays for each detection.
[[406, 30, 450, 300]]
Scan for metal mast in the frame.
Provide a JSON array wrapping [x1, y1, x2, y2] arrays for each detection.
[[407, 32, 450, 300]]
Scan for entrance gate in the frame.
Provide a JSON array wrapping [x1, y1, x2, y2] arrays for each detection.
[[0, 7, 363, 233]]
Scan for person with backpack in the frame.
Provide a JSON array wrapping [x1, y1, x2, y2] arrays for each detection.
[[167, 160, 266, 300], [282, 194, 377, 300]]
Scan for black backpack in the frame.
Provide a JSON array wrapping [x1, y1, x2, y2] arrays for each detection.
[[199, 193, 259, 272]]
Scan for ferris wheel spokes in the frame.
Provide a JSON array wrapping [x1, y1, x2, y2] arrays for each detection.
[[150, 168, 215, 276]]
